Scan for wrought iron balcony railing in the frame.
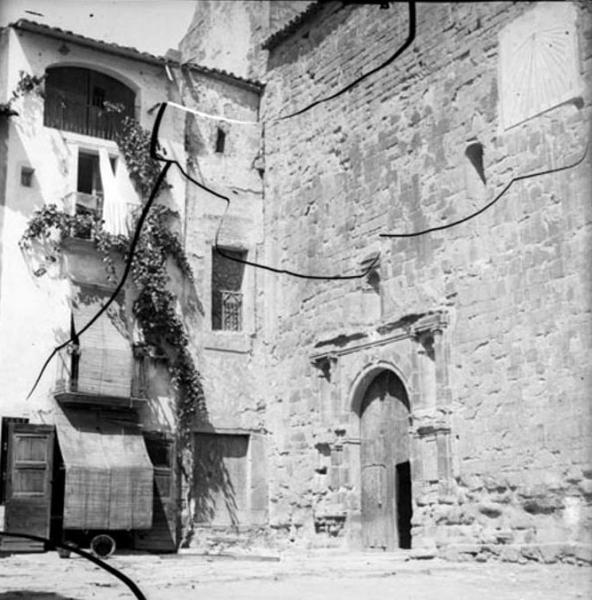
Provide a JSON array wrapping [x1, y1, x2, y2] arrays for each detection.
[[62, 192, 137, 240], [44, 90, 130, 141], [62, 191, 103, 240]]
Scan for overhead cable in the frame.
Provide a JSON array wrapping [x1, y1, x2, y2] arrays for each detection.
[[0, 532, 146, 599], [276, 1, 416, 121], [165, 100, 259, 126], [26, 163, 172, 399], [380, 142, 590, 238], [151, 102, 380, 281], [168, 2, 416, 125]]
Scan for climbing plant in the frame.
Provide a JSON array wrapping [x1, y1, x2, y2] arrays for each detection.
[[12, 70, 46, 100], [20, 113, 205, 447], [1, 70, 45, 115]]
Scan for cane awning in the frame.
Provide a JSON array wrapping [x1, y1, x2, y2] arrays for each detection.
[[56, 409, 153, 530]]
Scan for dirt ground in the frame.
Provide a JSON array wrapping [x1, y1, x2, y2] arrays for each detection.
[[0, 549, 591, 600]]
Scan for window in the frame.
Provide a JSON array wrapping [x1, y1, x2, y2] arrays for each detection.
[[71, 151, 103, 238], [215, 127, 226, 153], [44, 67, 135, 140], [211, 247, 246, 331], [20, 167, 34, 187]]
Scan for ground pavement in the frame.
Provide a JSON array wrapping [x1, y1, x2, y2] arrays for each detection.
[[0, 548, 591, 599]]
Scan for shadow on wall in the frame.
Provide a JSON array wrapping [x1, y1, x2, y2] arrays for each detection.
[[192, 432, 247, 528]]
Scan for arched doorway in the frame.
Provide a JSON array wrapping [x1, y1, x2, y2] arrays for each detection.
[[359, 370, 412, 550]]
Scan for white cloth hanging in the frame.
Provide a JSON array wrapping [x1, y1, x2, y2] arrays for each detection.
[[98, 148, 127, 236], [114, 154, 141, 234]]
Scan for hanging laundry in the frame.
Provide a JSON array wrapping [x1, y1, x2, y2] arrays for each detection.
[[98, 147, 127, 236], [114, 154, 142, 234]]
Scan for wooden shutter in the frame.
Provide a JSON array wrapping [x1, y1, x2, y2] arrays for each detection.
[[0, 417, 29, 504], [134, 434, 178, 552], [1, 424, 55, 552]]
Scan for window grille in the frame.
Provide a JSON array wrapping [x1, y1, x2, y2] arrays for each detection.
[[211, 247, 246, 331], [220, 290, 242, 331]]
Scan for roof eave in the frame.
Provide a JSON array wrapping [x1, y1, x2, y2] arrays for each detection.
[[261, 1, 326, 51], [10, 20, 166, 67]]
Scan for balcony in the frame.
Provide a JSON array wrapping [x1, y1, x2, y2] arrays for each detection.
[[53, 344, 150, 411], [43, 90, 129, 141], [62, 191, 137, 240], [61, 191, 103, 239]]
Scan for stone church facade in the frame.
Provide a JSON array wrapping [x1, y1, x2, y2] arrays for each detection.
[[179, 1, 592, 563]]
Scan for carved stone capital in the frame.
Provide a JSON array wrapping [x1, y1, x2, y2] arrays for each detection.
[[311, 352, 338, 380], [410, 310, 449, 340]]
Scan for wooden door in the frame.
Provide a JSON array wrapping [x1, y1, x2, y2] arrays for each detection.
[[194, 433, 249, 527], [0, 417, 29, 504], [360, 371, 410, 550], [1, 424, 55, 552], [134, 435, 178, 552]]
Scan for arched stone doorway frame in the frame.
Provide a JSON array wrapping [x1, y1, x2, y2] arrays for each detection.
[[348, 360, 412, 420]]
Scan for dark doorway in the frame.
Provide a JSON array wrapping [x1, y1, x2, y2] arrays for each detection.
[[359, 370, 412, 550], [396, 461, 412, 549]]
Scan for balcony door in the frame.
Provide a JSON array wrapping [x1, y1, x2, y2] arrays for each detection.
[[44, 67, 135, 140]]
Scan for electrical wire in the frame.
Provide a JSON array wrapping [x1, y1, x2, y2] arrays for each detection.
[[25, 0, 584, 398], [276, 1, 416, 121], [380, 141, 590, 238], [174, 2, 415, 125], [166, 100, 259, 126], [25, 162, 171, 400], [0, 532, 147, 600], [151, 103, 380, 280]]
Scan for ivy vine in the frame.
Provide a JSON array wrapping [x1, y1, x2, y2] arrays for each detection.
[[12, 70, 46, 100], [20, 114, 205, 449]]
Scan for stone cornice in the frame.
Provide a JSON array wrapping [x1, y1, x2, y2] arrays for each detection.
[[310, 310, 449, 366]]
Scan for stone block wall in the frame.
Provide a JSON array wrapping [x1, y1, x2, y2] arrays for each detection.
[[260, 1, 592, 561], [178, 0, 314, 81], [179, 65, 269, 539], [178, 67, 264, 432]]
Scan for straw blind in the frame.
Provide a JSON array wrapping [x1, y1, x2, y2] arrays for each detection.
[[72, 288, 133, 398], [56, 408, 153, 530]]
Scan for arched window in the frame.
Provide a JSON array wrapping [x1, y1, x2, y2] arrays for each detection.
[[44, 67, 135, 140]]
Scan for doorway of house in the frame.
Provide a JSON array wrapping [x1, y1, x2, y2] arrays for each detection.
[[359, 370, 412, 550]]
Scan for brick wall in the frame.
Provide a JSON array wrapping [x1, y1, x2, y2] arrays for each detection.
[[260, 1, 592, 561]]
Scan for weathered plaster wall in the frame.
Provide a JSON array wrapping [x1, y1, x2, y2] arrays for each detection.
[[178, 64, 268, 538], [0, 28, 184, 423], [178, 67, 264, 434], [179, 0, 269, 80], [178, 0, 316, 81], [260, 1, 592, 562]]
